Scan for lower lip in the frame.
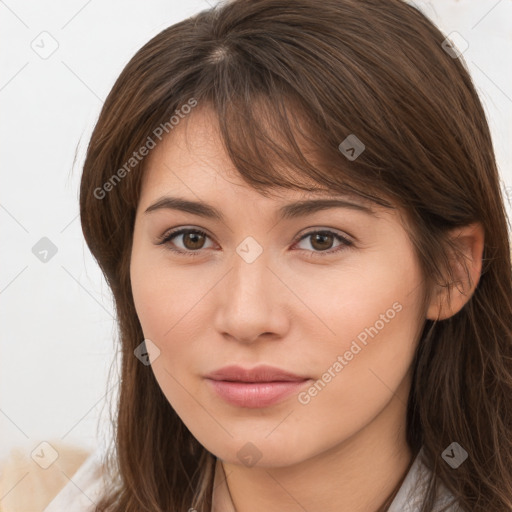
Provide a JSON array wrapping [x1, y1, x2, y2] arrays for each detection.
[[206, 379, 310, 408]]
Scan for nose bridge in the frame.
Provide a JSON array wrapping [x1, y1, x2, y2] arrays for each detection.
[[214, 241, 287, 342], [229, 233, 272, 301]]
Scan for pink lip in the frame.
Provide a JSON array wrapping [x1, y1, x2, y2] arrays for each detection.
[[205, 365, 311, 408]]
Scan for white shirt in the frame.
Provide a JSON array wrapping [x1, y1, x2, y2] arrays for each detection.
[[43, 446, 463, 511]]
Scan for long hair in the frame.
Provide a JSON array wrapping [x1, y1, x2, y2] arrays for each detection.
[[79, 0, 512, 510]]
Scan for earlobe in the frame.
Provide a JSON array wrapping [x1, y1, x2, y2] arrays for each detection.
[[426, 222, 485, 321]]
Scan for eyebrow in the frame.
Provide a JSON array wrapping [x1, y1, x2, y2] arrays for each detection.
[[143, 195, 377, 220]]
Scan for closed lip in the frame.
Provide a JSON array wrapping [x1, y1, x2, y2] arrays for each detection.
[[205, 364, 308, 382]]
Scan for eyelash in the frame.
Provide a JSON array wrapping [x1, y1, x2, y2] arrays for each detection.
[[156, 227, 354, 259]]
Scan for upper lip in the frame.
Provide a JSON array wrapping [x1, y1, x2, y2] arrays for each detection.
[[205, 364, 308, 382]]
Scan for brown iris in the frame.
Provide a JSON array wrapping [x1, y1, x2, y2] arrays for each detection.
[[309, 232, 335, 251], [182, 231, 206, 250]]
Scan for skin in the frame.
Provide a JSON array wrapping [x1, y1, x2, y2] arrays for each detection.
[[130, 105, 484, 512]]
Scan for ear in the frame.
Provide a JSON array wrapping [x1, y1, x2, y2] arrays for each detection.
[[426, 222, 485, 321]]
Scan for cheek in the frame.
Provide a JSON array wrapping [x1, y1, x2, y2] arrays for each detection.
[[130, 248, 222, 412], [292, 247, 424, 398], [130, 245, 206, 343], [289, 246, 423, 349], [130, 252, 207, 416], [131, 270, 169, 342]]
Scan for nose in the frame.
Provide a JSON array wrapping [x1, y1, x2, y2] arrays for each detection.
[[213, 249, 290, 344]]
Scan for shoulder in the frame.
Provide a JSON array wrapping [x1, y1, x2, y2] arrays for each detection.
[[0, 440, 105, 512]]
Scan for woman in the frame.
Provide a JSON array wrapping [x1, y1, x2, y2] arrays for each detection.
[[44, 0, 512, 510]]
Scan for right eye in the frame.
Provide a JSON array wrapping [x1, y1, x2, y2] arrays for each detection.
[[157, 228, 216, 257]]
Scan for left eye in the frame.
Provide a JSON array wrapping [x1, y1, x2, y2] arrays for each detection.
[[294, 230, 352, 254], [157, 228, 353, 257]]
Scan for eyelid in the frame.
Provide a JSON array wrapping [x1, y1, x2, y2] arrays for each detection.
[[156, 226, 217, 251], [156, 225, 354, 257], [292, 229, 353, 253], [295, 226, 354, 242]]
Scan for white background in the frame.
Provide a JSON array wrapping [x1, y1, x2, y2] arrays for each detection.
[[1, 0, 511, 463]]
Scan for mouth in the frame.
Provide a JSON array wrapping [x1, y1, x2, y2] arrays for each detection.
[[204, 364, 311, 408]]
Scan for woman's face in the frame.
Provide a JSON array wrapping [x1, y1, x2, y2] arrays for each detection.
[[130, 106, 428, 467]]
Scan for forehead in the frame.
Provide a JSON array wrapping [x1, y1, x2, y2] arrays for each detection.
[[136, 104, 390, 223], [140, 105, 330, 203]]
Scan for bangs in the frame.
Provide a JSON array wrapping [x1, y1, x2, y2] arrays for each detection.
[[211, 89, 394, 209], [174, 53, 396, 209]]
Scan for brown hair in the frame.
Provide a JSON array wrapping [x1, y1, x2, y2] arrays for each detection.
[[79, 0, 512, 510]]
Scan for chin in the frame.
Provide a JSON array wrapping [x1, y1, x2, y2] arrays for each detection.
[[197, 433, 317, 468]]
